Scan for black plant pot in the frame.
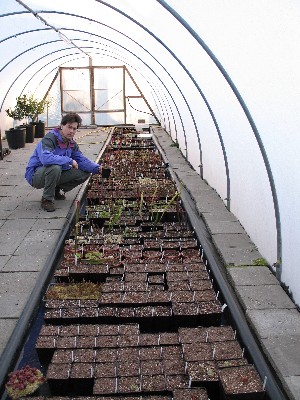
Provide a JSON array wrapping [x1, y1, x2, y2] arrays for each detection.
[[5, 127, 26, 149], [26, 124, 35, 143], [102, 167, 111, 179], [34, 121, 45, 138]]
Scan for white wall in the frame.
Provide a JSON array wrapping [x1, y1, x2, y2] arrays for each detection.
[[167, 0, 300, 305]]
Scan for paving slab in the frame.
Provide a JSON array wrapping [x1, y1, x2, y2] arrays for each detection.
[[246, 309, 300, 338], [1, 218, 36, 231], [226, 265, 279, 286], [234, 284, 296, 310], [0, 319, 18, 353], [261, 335, 300, 376], [0, 230, 29, 255], [284, 376, 300, 400], [10, 201, 66, 219], [204, 219, 246, 234], [175, 174, 211, 191], [0, 256, 10, 271], [211, 232, 263, 266], [0, 272, 39, 318], [14, 229, 62, 256], [0, 210, 13, 219], [0, 175, 26, 185], [32, 218, 66, 230], [0, 198, 22, 211], [2, 254, 49, 272], [202, 209, 238, 223]]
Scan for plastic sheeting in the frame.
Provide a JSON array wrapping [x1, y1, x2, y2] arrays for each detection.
[[0, 0, 299, 305]]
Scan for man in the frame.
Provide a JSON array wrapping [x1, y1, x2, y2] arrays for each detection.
[[25, 113, 103, 212]]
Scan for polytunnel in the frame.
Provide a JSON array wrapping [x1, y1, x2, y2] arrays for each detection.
[[0, 1, 299, 400]]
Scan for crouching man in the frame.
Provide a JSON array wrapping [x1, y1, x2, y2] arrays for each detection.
[[25, 112, 102, 212]]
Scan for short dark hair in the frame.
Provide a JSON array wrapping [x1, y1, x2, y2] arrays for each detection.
[[61, 113, 82, 126]]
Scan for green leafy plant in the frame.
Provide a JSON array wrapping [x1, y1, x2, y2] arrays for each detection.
[[151, 182, 182, 224], [6, 94, 50, 127], [139, 190, 144, 219], [108, 203, 124, 231], [5, 96, 26, 127], [253, 258, 268, 266]]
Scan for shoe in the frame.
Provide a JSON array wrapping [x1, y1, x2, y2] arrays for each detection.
[[41, 197, 55, 212], [55, 188, 66, 200]]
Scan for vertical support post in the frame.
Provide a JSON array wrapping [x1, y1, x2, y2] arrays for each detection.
[[123, 66, 126, 124], [59, 67, 64, 114], [89, 57, 95, 125], [75, 200, 80, 256]]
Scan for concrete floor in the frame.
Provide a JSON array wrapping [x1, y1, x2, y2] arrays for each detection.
[[0, 125, 299, 399]]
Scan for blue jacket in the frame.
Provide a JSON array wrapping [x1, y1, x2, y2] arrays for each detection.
[[25, 128, 100, 185]]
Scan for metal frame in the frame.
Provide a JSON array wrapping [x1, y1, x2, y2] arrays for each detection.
[[59, 65, 159, 125]]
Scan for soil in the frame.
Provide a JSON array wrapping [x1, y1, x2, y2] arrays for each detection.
[[46, 363, 71, 380], [117, 375, 141, 393], [186, 360, 219, 382], [139, 346, 162, 361], [93, 377, 117, 395], [70, 362, 94, 378], [172, 387, 209, 399], [161, 345, 182, 360], [206, 326, 236, 342], [163, 358, 185, 375], [193, 289, 216, 302], [178, 327, 208, 343], [158, 332, 179, 345], [51, 349, 73, 363], [213, 340, 244, 361], [141, 374, 166, 392], [94, 362, 116, 378], [117, 360, 140, 376], [165, 374, 189, 390], [182, 342, 213, 362], [170, 290, 194, 303], [219, 364, 265, 397], [140, 360, 163, 375], [73, 348, 95, 362], [138, 333, 158, 347], [95, 348, 118, 363]]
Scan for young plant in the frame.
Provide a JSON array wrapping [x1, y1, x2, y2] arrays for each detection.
[[152, 182, 182, 225], [5, 365, 46, 399], [108, 203, 124, 231]]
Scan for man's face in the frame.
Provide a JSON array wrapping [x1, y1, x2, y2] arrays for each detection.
[[61, 122, 78, 141]]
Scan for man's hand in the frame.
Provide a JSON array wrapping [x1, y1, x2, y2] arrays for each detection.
[[72, 160, 78, 169]]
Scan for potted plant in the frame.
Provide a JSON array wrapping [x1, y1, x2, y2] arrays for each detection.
[[5, 365, 46, 399], [5, 97, 26, 149], [14, 94, 36, 143], [33, 97, 47, 138], [24, 94, 49, 138]]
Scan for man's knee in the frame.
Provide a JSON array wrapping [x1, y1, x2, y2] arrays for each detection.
[[46, 164, 62, 175], [45, 165, 62, 182]]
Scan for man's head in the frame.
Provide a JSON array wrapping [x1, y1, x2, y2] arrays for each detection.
[[60, 113, 82, 141]]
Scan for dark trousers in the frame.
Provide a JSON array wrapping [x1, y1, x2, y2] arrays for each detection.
[[32, 165, 90, 201]]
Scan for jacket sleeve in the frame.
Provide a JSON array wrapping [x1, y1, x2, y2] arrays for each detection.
[[72, 147, 100, 174], [40, 135, 73, 167]]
